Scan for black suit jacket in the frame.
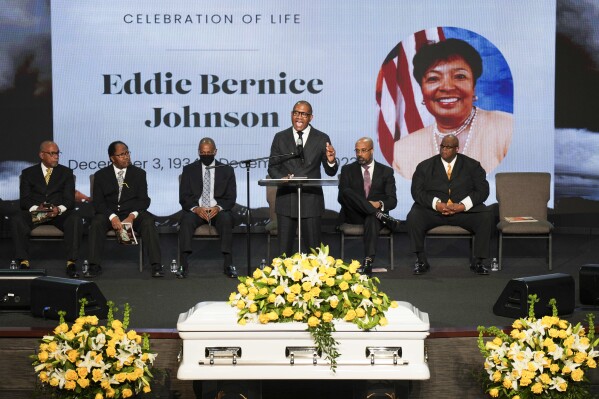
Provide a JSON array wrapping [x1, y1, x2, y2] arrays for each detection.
[[338, 160, 397, 217], [411, 153, 489, 212], [179, 160, 237, 211], [267, 126, 338, 217], [92, 164, 151, 219], [20, 163, 75, 210]]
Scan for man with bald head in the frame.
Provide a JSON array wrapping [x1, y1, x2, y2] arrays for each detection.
[[11, 140, 83, 277], [407, 134, 493, 275], [337, 137, 399, 276]]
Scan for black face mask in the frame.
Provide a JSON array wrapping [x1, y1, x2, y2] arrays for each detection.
[[200, 155, 215, 166]]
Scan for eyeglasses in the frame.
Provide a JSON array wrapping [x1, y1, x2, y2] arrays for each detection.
[[199, 151, 216, 156], [439, 145, 458, 150], [113, 151, 131, 158], [41, 151, 61, 157], [354, 148, 373, 154], [292, 110, 312, 118]]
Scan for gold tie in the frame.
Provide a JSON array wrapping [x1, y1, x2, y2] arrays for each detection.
[[446, 164, 453, 205], [45, 168, 53, 185]]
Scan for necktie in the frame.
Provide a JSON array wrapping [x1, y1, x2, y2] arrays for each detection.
[[446, 164, 453, 205], [117, 170, 125, 202], [363, 164, 371, 198], [201, 167, 211, 207], [44, 168, 53, 185], [296, 131, 304, 162]]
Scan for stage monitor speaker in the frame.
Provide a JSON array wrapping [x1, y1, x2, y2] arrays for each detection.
[[30, 276, 108, 321], [580, 264, 599, 305], [493, 273, 575, 318], [0, 269, 47, 310]]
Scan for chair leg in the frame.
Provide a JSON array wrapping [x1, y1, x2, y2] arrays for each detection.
[[267, 234, 271, 262], [340, 232, 345, 260], [389, 234, 394, 271], [498, 233, 503, 271], [548, 233, 552, 271], [139, 238, 143, 273]]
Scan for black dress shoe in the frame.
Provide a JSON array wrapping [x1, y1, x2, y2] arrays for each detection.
[[413, 261, 430, 275], [66, 264, 80, 279], [152, 264, 165, 278], [224, 265, 238, 278], [360, 257, 373, 277], [470, 262, 490, 275], [83, 264, 102, 279], [375, 212, 400, 230], [176, 265, 188, 279]]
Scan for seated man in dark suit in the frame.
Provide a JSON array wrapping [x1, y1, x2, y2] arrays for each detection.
[[407, 134, 493, 275], [10, 140, 83, 277], [86, 141, 164, 278], [338, 137, 399, 276], [178, 137, 237, 278]]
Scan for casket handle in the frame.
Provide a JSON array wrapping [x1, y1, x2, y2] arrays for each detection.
[[204, 347, 242, 365], [285, 346, 322, 365], [366, 346, 407, 365]]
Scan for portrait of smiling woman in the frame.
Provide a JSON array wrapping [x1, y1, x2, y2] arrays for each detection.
[[383, 32, 513, 179]]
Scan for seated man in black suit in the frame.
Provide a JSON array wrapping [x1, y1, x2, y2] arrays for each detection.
[[407, 134, 493, 275], [338, 137, 399, 276], [86, 141, 164, 278], [178, 137, 237, 278], [11, 140, 83, 277]]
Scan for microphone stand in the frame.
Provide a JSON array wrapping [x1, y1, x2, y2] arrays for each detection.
[[209, 151, 295, 275]]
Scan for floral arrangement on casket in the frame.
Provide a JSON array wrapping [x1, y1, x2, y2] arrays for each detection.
[[31, 299, 157, 399], [228, 245, 398, 370], [478, 295, 599, 399]]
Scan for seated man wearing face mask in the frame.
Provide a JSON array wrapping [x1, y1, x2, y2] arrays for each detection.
[[178, 137, 237, 279]]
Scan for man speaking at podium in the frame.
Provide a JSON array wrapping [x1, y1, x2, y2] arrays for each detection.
[[268, 101, 338, 256]]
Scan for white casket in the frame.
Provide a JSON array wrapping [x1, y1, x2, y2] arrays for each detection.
[[177, 301, 430, 380]]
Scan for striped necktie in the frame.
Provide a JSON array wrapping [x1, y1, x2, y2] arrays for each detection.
[[44, 168, 53, 185]]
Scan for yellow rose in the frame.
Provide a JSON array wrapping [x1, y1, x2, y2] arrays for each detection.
[[326, 277, 335, 287], [362, 289, 371, 298], [65, 369, 78, 381], [64, 380, 76, 390], [314, 310, 322, 318], [238, 318, 247, 325], [71, 323, 83, 334], [349, 260, 360, 273], [302, 281, 313, 291], [92, 368, 104, 382], [64, 331, 75, 341], [249, 303, 258, 313], [77, 378, 90, 388], [343, 272, 352, 281], [356, 308, 366, 318], [301, 259, 312, 269], [588, 358, 597, 368], [54, 323, 68, 334], [512, 319, 523, 329], [247, 293, 255, 301], [229, 292, 237, 301], [489, 388, 499, 397], [344, 309, 357, 321], [259, 287, 268, 296], [531, 382, 543, 394], [101, 380, 111, 389], [372, 297, 382, 305], [390, 301, 398, 308], [310, 287, 321, 297], [378, 317, 388, 326], [50, 377, 59, 387], [326, 267, 337, 277], [106, 388, 115, 398], [307, 316, 320, 327], [267, 277, 277, 286], [111, 319, 123, 329], [571, 368, 584, 381], [354, 285, 364, 294], [48, 341, 58, 352], [258, 314, 270, 324], [292, 271, 303, 281], [106, 345, 117, 357], [236, 300, 246, 309], [519, 377, 531, 387], [290, 284, 301, 294], [371, 308, 377, 316], [267, 294, 276, 303], [122, 388, 133, 398], [558, 319, 569, 329], [39, 371, 49, 382], [263, 266, 273, 274], [267, 311, 279, 321], [322, 312, 333, 323], [95, 393, 104, 399], [492, 371, 501, 382], [293, 311, 304, 321], [339, 281, 349, 291], [330, 299, 339, 308], [274, 285, 285, 295], [539, 373, 551, 384], [115, 373, 127, 383], [143, 385, 152, 393], [282, 307, 294, 317], [286, 292, 296, 302], [38, 351, 49, 362], [513, 396, 520, 399], [253, 269, 263, 279], [302, 292, 313, 302], [77, 367, 88, 378]]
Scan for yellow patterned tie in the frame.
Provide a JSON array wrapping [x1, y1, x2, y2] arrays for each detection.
[[45, 168, 53, 185], [446, 164, 453, 205]]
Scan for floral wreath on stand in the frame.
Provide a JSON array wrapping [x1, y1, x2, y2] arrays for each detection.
[[228, 245, 398, 371], [31, 299, 157, 399], [478, 295, 599, 399]]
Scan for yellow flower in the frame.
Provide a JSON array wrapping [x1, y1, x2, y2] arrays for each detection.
[[71, 323, 83, 334], [106, 345, 117, 357], [325, 277, 335, 287], [65, 369, 78, 381], [290, 284, 301, 294], [258, 314, 270, 324], [349, 260, 360, 273], [339, 281, 349, 291], [274, 285, 285, 295], [258, 287, 268, 296], [550, 364, 560, 373], [345, 309, 357, 321], [322, 312, 333, 323], [77, 378, 90, 388], [531, 382, 543, 394], [38, 351, 49, 362], [92, 368, 104, 382], [39, 371, 49, 382], [571, 368, 584, 381], [143, 385, 152, 393], [520, 378, 531, 387], [64, 380, 76, 390], [253, 269, 263, 279], [302, 292, 313, 301], [229, 292, 236, 301], [106, 388, 116, 398], [95, 393, 104, 399], [362, 289, 371, 298], [302, 281, 313, 292], [512, 319, 523, 329], [66, 349, 79, 363], [122, 388, 133, 398], [282, 307, 294, 317], [310, 287, 321, 297], [293, 311, 304, 321], [267, 294, 276, 303], [77, 367, 88, 378], [49, 377, 59, 387], [330, 299, 339, 308], [588, 358, 597, 368], [111, 319, 123, 329], [54, 323, 68, 334], [356, 308, 366, 318], [292, 271, 303, 281], [390, 301, 398, 308], [492, 371, 501, 382], [286, 292, 296, 302], [48, 341, 58, 352], [539, 373, 551, 384], [307, 316, 320, 327], [489, 388, 499, 397], [249, 303, 258, 313], [236, 300, 246, 309], [64, 331, 75, 341], [326, 267, 337, 277], [238, 318, 246, 325], [267, 277, 277, 286], [379, 317, 388, 326], [342, 272, 352, 281], [558, 319, 569, 329]]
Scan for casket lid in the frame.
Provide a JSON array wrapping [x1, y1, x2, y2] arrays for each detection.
[[177, 301, 429, 333]]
